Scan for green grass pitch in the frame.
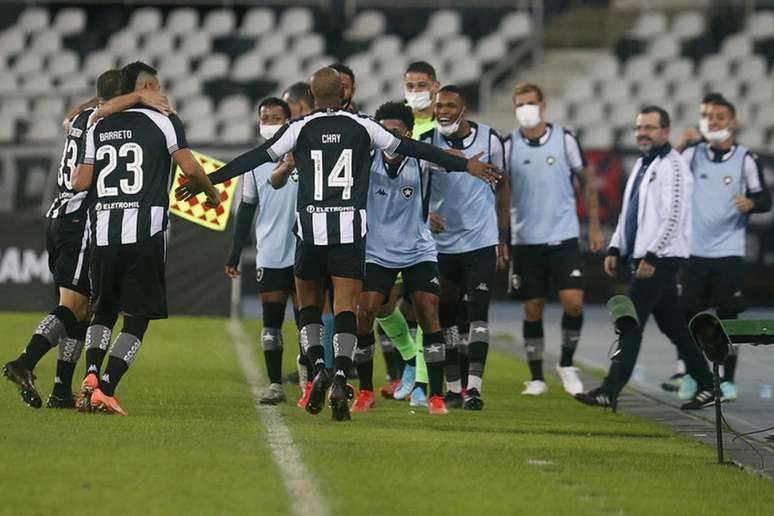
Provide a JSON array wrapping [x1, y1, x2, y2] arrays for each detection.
[[1, 312, 773, 515]]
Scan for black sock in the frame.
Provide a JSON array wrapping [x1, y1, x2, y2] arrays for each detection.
[[98, 356, 129, 397], [334, 355, 352, 384], [53, 361, 76, 396], [407, 356, 416, 367], [356, 359, 374, 391], [528, 360, 544, 381], [560, 312, 583, 367], [424, 331, 446, 396], [18, 334, 55, 371], [723, 353, 738, 383], [264, 350, 283, 384], [445, 347, 460, 382], [459, 351, 469, 389], [85, 348, 107, 378]]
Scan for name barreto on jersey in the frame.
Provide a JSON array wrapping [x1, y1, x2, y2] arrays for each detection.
[[99, 130, 133, 142]]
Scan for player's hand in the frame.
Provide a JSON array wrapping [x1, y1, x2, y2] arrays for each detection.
[[635, 259, 655, 279], [429, 212, 446, 233], [175, 179, 204, 201], [284, 152, 295, 168], [225, 265, 240, 278], [497, 242, 509, 270], [466, 151, 502, 187], [62, 117, 71, 134], [735, 195, 754, 213], [139, 90, 174, 115], [603, 255, 617, 277], [588, 224, 605, 253], [204, 186, 221, 208]]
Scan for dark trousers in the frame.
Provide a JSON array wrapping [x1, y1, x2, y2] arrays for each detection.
[[602, 260, 713, 396]]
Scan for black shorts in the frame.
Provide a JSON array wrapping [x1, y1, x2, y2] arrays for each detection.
[[294, 239, 366, 281], [46, 214, 91, 296], [257, 266, 295, 293], [89, 233, 167, 319], [437, 246, 497, 303], [364, 261, 441, 300], [510, 238, 585, 300], [681, 256, 745, 314]]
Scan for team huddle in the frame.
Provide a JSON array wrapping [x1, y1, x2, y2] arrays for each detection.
[[3, 58, 769, 421]]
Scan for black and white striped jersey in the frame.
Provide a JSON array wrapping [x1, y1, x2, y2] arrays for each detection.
[[46, 108, 94, 219], [83, 108, 187, 247], [265, 108, 401, 245]]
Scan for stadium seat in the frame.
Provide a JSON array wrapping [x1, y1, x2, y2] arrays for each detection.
[[544, 99, 569, 125], [698, 55, 730, 81], [370, 35, 402, 59], [0, 74, 17, 95], [185, 116, 217, 142], [167, 76, 203, 100], [25, 116, 61, 141], [267, 57, 302, 81], [573, 101, 606, 126], [13, 53, 44, 76], [746, 81, 774, 104], [448, 59, 481, 85], [107, 30, 139, 55], [53, 7, 87, 36], [231, 52, 266, 81], [344, 10, 386, 41], [439, 36, 473, 60], [629, 12, 667, 39], [704, 78, 741, 98], [240, 8, 275, 37], [0, 29, 26, 56], [581, 126, 615, 149], [291, 33, 326, 60], [635, 78, 668, 102], [177, 33, 212, 58], [736, 56, 768, 81], [406, 37, 437, 60], [721, 34, 753, 60], [753, 104, 774, 127], [179, 96, 214, 121], [301, 54, 336, 77], [157, 55, 190, 81], [167, 8, 200, 36], [499, 11, 531, 41], [220, 120, 254, 143], [737, 127, 767, 150], [475, 33, 507, 64], [258, 33, 288, 58], [0, 116, 14, 142], [648, 35, 680, 61], [57, 74, 88, 95], [599, 79, 631, 103], [83, 51, 117, 78], [197, 54, 230, 81], [661, 58, 694, 81], [623, 55, 656, 80], [47, 51, 79, 78], [747, 11, 774, 40], [217, 95, 252, 121], [142, 32, 175, 59], [564, 77, 595, 103], [18, 8, 50, 33], [33, 97, 66, 117], [608, 102, 638, 130], [2, 98, 29, 117], [671, 11, 705, 41], [202, 9, 236, 37], [424, 10, 461, 39], [354, 77, 383, 104], [345, 52, 375, 79], [128, 7, 162, 35], [672, 80, 702, 105], [588, 56, 619, 80], [280, 8, 314, 36], [30, 31, 62, 54]]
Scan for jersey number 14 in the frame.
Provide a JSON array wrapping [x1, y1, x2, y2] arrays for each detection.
[[311, 148, 353, 201]]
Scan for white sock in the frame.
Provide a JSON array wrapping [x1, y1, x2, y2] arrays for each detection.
[[467, 375, 482, 392], [447, 380, 461, 393]]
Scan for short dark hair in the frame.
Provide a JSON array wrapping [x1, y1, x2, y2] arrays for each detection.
[[329, 62, 355, 85], [405, 61, 437, 81], [96, 69, 122, 101], [702, 92, 726, 104], [437, 84, 466, 104], [374, 101, 414, 132], [258, 96, 291, 119], [283, 81, 313, 108], [639, 105, 670, 128], [709, 98, 736, 118], [120, 61, 158, 94]]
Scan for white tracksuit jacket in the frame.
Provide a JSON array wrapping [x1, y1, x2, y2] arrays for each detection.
[[609, 145, 693, 261]]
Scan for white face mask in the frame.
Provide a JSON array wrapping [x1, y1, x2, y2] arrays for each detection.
[[698, 118, 711, 139], [705, 127, 732, 145], [405, 90, 433, 110], [437, 111, 464, 137], [515, 104, 541, 129], [260, 124, 282, 140]]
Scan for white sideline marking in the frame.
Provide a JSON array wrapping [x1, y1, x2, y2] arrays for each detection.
[[228, 318, 328, 516]]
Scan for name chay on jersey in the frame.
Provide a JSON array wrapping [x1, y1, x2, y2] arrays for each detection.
[[47, 108, 95, 219], [367, 150, 436, 268], [83, 108, 187, 246], [263, 108, 401, 246]]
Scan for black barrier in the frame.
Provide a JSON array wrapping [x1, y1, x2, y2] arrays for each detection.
[[0, 213, 231, 317]]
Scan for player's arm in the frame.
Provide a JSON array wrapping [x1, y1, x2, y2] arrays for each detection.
[[395, 138, 501, 185], [225, 202, 258, 278], [737, 153, 772, 214], [63, 96, 98, 132], [172, 148, 221, 207], [72, 123, 96, 191], [491, 132, 510, 268], [89, 90, 173, 123], [566, 130, 603, 252], [270, 153, 295, 189]]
